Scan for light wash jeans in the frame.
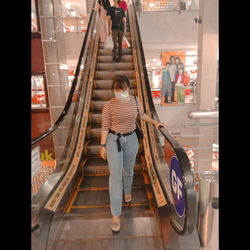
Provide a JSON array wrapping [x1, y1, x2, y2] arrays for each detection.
[[106, 132, 139, 216]]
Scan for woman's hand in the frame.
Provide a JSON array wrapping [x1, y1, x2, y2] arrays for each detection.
[[100, 146, 107, 160], [155, 121, 167, 130]]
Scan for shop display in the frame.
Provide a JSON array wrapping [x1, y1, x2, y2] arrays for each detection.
[[31, 0, 38, 32], [31, 75, 47, 109], [159, 51, 197, 106]]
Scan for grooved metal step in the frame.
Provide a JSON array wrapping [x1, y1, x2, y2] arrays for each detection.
[[95, 70, 135, 80], [83, 156, 144, 174], [98, 48, 132, 56], [96, 62, 134, 71], [94, 79, 136, 89], [97, 55, 133, 63], [90, 100, 107, 111]]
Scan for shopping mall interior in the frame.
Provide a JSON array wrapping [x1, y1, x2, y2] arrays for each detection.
[[31, 0, 218, 249]]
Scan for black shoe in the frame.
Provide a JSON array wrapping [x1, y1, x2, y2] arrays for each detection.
[[116, 58, 121, 62], [113, 58, 116, 62], [164, 98, 168, 103]]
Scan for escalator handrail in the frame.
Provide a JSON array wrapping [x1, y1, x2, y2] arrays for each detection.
[[31, 2, 97, 146], [130, 0, 196, 235]]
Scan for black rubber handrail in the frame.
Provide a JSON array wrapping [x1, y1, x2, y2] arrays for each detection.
[[130, 0, 196, 235], [31, 2, 96, 146], [31, 223, 39, 232]]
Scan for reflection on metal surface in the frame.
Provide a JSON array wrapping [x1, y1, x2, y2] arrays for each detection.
[[196, 170, 218, 248], [188, 109, 218, 119]]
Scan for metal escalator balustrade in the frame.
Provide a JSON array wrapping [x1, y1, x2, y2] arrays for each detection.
[[129, 0, 197, 236]]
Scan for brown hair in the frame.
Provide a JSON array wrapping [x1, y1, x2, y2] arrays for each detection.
[[112, 75, 131, 91]]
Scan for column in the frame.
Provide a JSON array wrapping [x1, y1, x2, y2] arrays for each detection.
[[194, 0, 218, 172]]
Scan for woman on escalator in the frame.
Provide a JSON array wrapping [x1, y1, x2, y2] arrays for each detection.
[[100, 75, 166, 232], [95, 0, 111, 43]]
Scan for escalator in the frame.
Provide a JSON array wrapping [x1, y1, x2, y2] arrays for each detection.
[[32, 1, 198, 249]]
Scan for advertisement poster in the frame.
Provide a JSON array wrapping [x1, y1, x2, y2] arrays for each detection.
[[161, 51, 193, 106]]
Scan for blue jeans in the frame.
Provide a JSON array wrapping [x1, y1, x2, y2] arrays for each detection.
[[106, 132, 139, 216]]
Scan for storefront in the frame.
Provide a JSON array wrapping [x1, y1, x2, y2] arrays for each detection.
[[147, 50, 198, 106]]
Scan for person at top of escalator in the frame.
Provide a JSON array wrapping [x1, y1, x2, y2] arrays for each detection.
[[119, 0, 128, 12], [95, 0, 110, 43], [106, 0, 126, 62], [100, 75, 167, 233]]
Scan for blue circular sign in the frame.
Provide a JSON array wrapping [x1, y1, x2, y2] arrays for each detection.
[[170, 155, 186, 218]]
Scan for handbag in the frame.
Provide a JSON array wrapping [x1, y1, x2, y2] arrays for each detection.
[[134, 96, 144, 140], [122, 36, 131, 48], [104, 35, 113, 49]]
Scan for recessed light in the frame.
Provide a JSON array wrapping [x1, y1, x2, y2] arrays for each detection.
[[65, 3, 71, 9]]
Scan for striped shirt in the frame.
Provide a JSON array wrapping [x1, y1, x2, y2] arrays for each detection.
[[102, 95, 144, 133]]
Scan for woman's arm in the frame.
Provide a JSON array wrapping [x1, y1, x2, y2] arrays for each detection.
[[140, 114, 166, 129], [101, 130, 109, 145], [100, 102, 111, 160], [136, 96, 166, 129], [100, 131, 109, 160]]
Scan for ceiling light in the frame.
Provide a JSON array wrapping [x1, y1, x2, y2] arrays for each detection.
[[59, 64, 68, 70], [80, 21, 84, 24], [65, 3, 71, 9]]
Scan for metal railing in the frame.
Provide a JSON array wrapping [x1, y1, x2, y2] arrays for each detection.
[[188, 109, 219, 119]]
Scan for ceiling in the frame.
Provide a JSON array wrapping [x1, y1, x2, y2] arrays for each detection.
[[61, 0, 88, 17]]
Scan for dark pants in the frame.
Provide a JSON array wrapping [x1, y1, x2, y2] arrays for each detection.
[[112, 29, 124, 59], [171, 81, 176, 102]]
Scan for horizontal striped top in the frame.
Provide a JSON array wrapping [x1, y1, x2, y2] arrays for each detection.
[[102, 95, 144, 133]]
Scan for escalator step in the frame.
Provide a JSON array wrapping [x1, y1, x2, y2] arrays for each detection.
[[98, 48, 132, 56], [88, 111, 102, 125], [97, 55, 133, 63], [72, 188, 149, 207], [83, 156, 143, 174], [68, 205, 154, 218], [96, 62, 134, 71], [79, 174, 145, 189], [90, 100, 106, 111], [94, 79, 136, 89], [95, 70, 135, 80], [87, 126, 101, 140]]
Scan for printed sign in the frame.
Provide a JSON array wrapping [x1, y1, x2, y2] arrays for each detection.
[[170, 155, 186, 217], [32, 146, 42, 176]]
